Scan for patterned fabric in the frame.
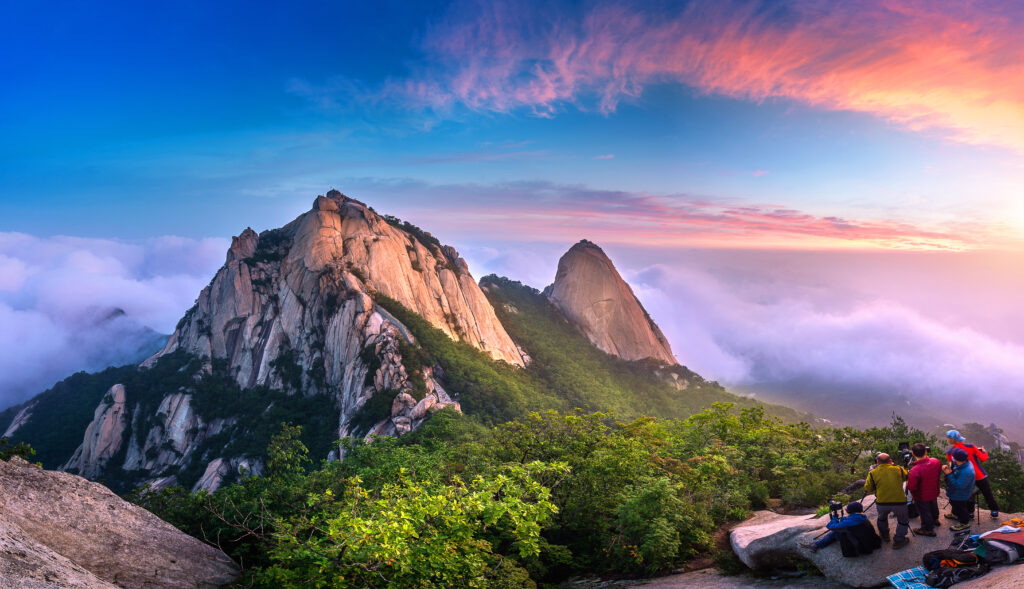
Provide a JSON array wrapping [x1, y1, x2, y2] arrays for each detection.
[[887, 565, 930, 589]]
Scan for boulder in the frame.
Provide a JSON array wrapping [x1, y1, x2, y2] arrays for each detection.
[[731, 491, 1024, 587], [731, 510, 823, 570], [0, 457, 239, 588], [391, 392, 417, 416]]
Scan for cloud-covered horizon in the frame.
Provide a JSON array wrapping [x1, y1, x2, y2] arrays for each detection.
[[0, 233, 228, 408], [4, 226, 1023, 440], [467, 245, 1024, 436], [293, 0, 1024, 154]]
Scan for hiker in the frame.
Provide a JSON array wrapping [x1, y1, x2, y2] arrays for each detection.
[[800, 501, 881, 556], [943, 447, 976, 532], [907, 442, 942, 536], [865, 452, 911, 549], [944, 429, 1000, 519]]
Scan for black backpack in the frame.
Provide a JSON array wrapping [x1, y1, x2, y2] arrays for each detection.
[[834, 521, 882, 557], [924, 563, 989, 588], [922, 549, 980, 571]]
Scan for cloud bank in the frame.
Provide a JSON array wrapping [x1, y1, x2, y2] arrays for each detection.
[[299, 0, 1024, 153], [0, 233, 228, 409], [632, 259, 1024, 432], [469, 245, 1024, 436]]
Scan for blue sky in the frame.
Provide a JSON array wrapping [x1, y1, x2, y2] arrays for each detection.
[[3, 0, 1024, 430], [3, 0, 1022, 244]]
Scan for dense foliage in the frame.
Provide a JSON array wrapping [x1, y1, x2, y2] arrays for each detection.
[[134, 403, 1024, 588]]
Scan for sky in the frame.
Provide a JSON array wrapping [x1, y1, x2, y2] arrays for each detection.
[[2, 1, 1023, 433]]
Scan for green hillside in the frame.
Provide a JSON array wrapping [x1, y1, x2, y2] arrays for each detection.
[[477, 275, 811, 423]]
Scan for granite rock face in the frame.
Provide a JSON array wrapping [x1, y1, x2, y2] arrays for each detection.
[[546, 240, 676, 365], [63, 192, 508, 489], [63, 385, 128, 479], [148, 191, 523, 377], [0, 457, 238, 588]]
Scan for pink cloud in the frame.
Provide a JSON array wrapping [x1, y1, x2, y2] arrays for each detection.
[[349, 179, 1004, 251], [751, 170, 769, 177], [592, 154, 615, 159], [376, 0, 1024, 153]]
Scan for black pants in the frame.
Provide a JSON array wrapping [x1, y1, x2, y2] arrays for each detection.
[[973, 477, 1000, 512], [915, 498, 939, 531], [951, 499, 972, 524]]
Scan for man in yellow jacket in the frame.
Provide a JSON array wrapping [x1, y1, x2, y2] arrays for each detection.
[[864, 453, 911, 549]]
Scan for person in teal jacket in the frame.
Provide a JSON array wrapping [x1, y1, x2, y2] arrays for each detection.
[[944, 447, 976, 532]]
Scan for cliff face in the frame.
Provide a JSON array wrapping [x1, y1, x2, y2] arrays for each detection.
[[63, 384, 128, 479], [62, 191, 522, 490], [147, 191, 524, 380], [546, 240, 676, 365]]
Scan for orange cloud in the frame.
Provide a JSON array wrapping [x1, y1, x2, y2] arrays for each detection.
[[395, 0, 1024, 153], [361, 180, 1002, 250]]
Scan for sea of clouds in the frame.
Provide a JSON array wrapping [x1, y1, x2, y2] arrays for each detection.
[[0, 233, 228, 408], [465, 245, 1024, 437], [5, 230, 1023, 440]]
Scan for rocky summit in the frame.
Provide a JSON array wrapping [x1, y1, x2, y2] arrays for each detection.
[[546, 240, 676, 365], [44, 191, 527, 492]]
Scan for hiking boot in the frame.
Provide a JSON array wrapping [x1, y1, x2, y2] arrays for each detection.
[[892, 538, 910, 550], [945, 512, 959, 520], [951, 522, 971, 532], [992, 511, 1000, 519], [880, 534, 890, 543], [914, 528, 937, 537]]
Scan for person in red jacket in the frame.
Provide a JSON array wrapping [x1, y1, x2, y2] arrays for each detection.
[[944, 429, 1000, 519], [907, 443, 942, 535]]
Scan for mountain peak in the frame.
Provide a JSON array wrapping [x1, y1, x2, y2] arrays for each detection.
[[546, 240, 676, 365]]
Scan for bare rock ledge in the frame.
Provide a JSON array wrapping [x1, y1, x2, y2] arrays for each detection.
[[0, 457, 238, 588], [731, 491, 1024, 587]]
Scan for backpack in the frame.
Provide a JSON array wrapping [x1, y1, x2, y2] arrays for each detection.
[[922, 549, 980, 571], [834, 521, 882, 557], [981, 539, 1020, 564], [924, 563, 990, 588], [947, 530, 978, 551]]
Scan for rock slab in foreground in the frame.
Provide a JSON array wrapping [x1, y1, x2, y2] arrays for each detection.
[[0, 457, 238, 588], [731, 492, 1024, 587]]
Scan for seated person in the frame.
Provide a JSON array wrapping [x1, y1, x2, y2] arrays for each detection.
[[800, 501, 882, 556]]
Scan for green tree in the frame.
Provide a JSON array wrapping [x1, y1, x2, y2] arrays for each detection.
[[0, 437, 36, 461]]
